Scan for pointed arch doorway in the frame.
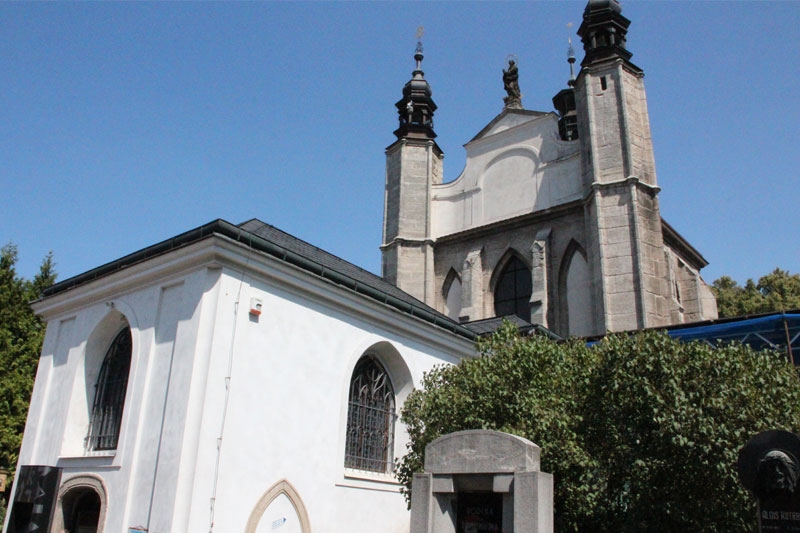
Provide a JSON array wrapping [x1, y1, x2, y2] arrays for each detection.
[[245, 479, 311, 533]]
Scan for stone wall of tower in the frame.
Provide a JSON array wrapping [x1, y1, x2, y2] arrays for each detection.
[[622, 67, 657, 186], [664, 246, 719, 325], [576, 62, 656, 188], [575, 60, 670, 332], [381, 139, 442, 302], [634, 184, 671, 327]]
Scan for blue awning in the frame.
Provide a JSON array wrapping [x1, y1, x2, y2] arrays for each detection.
[[664, 312, 800, 362]]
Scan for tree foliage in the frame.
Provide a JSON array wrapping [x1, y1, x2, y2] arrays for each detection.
[[712, 268, 800, 318], [0, 244, 56, 476], [397, 322, 800, 532]]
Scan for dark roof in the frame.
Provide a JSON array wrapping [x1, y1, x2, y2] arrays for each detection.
[[41, 218, 476, 341], [464, 315, 563, 340], [661, 218, 708, 269]]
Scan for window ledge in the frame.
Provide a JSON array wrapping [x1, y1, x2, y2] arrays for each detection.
[[341, 468, 401, 486], [336, 468, 401, 494], [85, 450, 117, 458], [56, 452, 118, 469]]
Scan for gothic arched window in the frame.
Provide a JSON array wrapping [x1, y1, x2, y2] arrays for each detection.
[[443, 269, 462, 321], [344, 356, 396, 473], [494, 255, 532, 321], [86, 328, 132, 451], [558, 240, 592, 337]]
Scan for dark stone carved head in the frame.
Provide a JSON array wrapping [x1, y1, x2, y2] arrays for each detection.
[[756, 449, 800, 499]]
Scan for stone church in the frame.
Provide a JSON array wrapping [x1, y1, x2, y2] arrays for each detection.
[[382, 0, 717, 338], [5, 1, 716, 532]]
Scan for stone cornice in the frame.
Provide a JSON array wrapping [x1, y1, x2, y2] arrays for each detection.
[[435, 200, 584, 246], [576, 57, 644, 82], [587, 175, 661, 196], [385, 137, 443, 156], [380, 237, 436, 250]]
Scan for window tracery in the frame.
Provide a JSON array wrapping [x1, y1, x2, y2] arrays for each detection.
[[344, 356, 396, 473], [86, 328, 132, 451]]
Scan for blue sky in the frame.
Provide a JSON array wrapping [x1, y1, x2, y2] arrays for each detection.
[[2, 1, 798, 288]]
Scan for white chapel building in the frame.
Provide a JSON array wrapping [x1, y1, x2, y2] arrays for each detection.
[[6, 1, 717, 532]]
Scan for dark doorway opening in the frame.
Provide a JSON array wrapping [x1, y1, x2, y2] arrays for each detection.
[[63, 488, 101, 533]]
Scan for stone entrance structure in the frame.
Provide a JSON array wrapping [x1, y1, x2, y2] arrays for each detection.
[[410, 430, 553, 532]]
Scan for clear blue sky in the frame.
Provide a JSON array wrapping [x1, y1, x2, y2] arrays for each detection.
[[2, 1, 798, 287]]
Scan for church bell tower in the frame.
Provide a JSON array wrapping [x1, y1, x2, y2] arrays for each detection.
[[381, 32, 442, 303], [575, 0, 670, 332]]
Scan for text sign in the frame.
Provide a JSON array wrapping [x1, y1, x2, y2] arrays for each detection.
[[456, 492, 503, 533], [759, 499, 800, 532]]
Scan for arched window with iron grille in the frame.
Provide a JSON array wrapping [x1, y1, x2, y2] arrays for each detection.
[[344, 356, 396, 473], [86, 328, 132, 451]]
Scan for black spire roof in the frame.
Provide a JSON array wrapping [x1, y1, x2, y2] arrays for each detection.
[[393, 33, 437, 140], [577, 0, 635, 68]]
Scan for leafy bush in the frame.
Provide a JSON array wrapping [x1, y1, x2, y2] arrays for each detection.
[[398, 323, 800, 531]]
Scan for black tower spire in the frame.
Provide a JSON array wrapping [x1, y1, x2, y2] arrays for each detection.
[[394, 29, 437, 140], [577, 0, 635, 68], [552, 36, 579, 141]]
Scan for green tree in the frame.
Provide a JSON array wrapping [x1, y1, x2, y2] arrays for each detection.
[[584, 331, 800, 531], [712, 268, 800, 318], [398, 323, 800, 532], [0, 244, 56, 480], [397, 325, 601, 530]]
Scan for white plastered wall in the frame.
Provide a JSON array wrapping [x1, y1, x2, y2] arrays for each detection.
[[15, 238, 475, 533], [185, 262, 472, 533], [430, 112, 581, 238]]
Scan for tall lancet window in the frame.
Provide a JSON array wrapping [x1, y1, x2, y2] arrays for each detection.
[[443, 269, 462, 321], [494, 255, 532, 321], [345, 356, 396, 473], [87, 328, 132, 451]]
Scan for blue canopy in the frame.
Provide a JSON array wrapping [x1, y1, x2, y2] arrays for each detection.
[[664, 312, 800, 363]]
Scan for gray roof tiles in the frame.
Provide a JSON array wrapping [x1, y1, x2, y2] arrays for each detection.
[[42, 218, 476, 340]]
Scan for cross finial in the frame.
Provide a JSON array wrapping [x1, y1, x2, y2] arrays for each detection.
[[415, 27, 424, 55], [414, 26, 425, 70], [566, 22, 576, 86]]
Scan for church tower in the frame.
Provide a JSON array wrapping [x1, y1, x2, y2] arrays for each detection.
[[381, 2, 716, 336], [381, 34, 442, 303], [574, 0, 670, 331]]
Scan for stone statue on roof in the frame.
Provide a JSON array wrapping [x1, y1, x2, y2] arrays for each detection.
[[503, 58, 522, 109]]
